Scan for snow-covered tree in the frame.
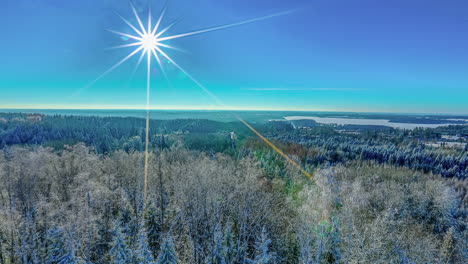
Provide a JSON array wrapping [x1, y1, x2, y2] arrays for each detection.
[[145, 209, 161, 256], [156, 235, 177, 264], [18, 210, 40, 264], [252, 228, 274, 264], [47, 227, 81, 264], [135, 224, 154, 264], [109, 225, 132, 264]]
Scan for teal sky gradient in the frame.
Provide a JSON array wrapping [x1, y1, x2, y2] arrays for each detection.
[[1, 0, 467, 113]]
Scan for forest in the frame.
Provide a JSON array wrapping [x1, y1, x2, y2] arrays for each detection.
[[0, 113, 467, 263]]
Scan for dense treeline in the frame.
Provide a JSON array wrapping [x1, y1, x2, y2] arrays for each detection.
[[0, 145, 466, 263], [268, 128, 468, 180], [0, 114, 248, 153]]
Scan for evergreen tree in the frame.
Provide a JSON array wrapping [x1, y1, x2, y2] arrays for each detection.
[[47, 227, 81, 264], [156, 235, 177, 264], [145, 208, 161, 256], [95, 215, 113, 261], [109, 225, 132, 264], [135, 224, 154, 264]]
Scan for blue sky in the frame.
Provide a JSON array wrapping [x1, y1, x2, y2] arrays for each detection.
[[1, 0, 467, 113]]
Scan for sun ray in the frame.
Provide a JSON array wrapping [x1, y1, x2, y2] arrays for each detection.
[[151, 48, 170, 85], [154, 19, 180, 39], [107, 29, 142, 41], [234, 116, 316, 181], [106, 42, 142, 50], [130, 2, 147, 35], [155, 46, 223, 105], [143, 49, 151, 206], [156, 42, 185, 53], [157, 10, 293, 42], [147, 6, 152, 37], [152, 6, 167, 36], [129, 49, 146, 80], [114, 11, 145, 37], [151, 48, 162, 70]]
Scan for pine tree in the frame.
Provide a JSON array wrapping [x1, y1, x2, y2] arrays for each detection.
[[135, 224, 154, 264], [155, 235, 177, 264], [145, 209, 161, 257], [109, 226, 132, 264], [47, 227, 81, 264], [95, 215, 113, 261]]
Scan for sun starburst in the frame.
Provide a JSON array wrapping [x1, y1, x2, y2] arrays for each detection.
[[79, 3, 293, 96]]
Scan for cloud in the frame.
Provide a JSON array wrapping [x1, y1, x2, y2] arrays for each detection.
[[241, 88, 367, 91]]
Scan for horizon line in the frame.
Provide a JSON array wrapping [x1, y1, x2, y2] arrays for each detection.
[[0, 107, 467, 116]]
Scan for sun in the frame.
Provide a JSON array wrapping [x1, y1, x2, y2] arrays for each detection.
[[141, 34, 158, 51]]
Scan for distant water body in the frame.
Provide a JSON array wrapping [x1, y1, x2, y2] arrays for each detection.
[[284, 116, 459, 129]]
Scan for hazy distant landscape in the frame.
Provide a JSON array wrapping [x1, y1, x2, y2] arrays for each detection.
[[3, 109, 468, 125]]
